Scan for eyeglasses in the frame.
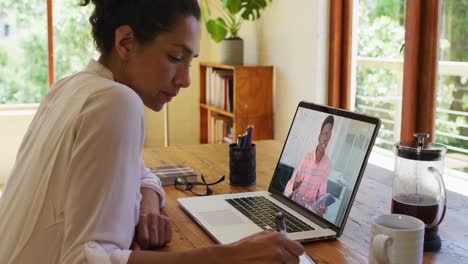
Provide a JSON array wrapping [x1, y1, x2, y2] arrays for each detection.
[[174, 174, 225, 196]]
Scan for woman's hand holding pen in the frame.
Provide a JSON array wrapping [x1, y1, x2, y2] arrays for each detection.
[[225, 230, 304, 264]]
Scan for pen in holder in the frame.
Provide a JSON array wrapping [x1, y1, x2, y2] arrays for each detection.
[[228, 143, 256, 186]]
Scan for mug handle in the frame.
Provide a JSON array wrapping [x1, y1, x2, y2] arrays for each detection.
[[371, 234, 393, 264]]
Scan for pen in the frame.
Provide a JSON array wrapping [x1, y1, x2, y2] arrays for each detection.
[[275, 211, 287, 237], [237, 134, 242, 147], [276, 212, 317, 264], [248, 125, 254, 147]]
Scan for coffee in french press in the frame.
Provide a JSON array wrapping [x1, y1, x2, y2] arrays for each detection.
[[392, 133, 447, 252]]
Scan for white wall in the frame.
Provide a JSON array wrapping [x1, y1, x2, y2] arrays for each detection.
[[246, 0, 330, 141], [0, 110, 34, 182]]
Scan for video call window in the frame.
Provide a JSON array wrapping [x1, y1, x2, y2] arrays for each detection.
[[273, 108, 375, 227]]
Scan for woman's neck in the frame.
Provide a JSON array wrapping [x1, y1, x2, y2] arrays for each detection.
[[98, 54, 127, 84]]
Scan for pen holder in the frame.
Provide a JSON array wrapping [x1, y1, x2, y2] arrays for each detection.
[[228, 143, 256, 186]]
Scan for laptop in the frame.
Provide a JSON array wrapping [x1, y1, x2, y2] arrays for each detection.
[[178, 101, 381, 244]]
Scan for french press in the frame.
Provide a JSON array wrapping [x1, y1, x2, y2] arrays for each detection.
[[392, 133, 447, 252]]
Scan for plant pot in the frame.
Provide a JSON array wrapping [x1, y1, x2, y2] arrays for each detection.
[[220, 38, 243, 65]]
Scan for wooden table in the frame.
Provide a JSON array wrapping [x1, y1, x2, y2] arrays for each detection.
[[143, 140, 468, 263]]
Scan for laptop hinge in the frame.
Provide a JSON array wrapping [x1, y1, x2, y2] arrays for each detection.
[[269, 192, 337, 231]]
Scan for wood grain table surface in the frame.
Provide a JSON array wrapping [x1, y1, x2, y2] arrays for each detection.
[[143, 140, 468, 263]]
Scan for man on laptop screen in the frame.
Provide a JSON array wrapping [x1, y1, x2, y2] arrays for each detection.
[[283, 115, 335, 217], [275, 107, 377, 227]]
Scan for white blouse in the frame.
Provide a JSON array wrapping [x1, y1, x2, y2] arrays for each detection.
[[0, 60, 165, 264]]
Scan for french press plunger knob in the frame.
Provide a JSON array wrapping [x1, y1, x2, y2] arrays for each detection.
[[414, 133, 430, 151]]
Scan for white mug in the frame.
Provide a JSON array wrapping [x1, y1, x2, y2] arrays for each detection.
[[369, 214, 425, 264]]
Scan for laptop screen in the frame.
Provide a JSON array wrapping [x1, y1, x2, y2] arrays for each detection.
[[269, 102, 379, 229]]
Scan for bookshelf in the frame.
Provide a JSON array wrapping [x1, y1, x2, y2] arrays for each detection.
[[199, 62, 273, 144]]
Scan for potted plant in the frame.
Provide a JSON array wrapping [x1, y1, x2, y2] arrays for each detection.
[[201, 0, 272, 65]]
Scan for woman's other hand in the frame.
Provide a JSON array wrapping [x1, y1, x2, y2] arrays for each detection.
[[133, 188, 173, 250], [226, 230, 304, 264]]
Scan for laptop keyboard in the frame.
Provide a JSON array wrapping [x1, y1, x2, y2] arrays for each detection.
[[225, 196, 315, 233]]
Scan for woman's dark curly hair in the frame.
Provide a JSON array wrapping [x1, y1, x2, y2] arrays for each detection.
[[80, 0, 200, 54]]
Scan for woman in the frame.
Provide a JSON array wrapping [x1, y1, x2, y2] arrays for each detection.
[[284, 115, 334, 217], [0, 1, 303, 263]]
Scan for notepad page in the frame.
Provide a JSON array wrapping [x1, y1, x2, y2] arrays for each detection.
[[300, 253, 316, 264]]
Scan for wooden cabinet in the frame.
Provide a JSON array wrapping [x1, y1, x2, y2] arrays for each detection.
[[199, 62, 274, 144]]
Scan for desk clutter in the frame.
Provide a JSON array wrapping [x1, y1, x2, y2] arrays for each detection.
[[228, 125, 256, 186], [149, 165, 197, 186]]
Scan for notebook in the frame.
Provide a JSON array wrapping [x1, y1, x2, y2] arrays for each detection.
[[178, 101, 380, 246], [149, 165, 197, 186]]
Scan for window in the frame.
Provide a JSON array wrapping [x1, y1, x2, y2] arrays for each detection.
[[0, 0, 94, 105], [352, 0, 406, 150], [435, 0, 468, 171], [0, 1, 46, 104], [330, 0, 468, 173], [4, 24, 10, 37], [53, 1, 95, 83]]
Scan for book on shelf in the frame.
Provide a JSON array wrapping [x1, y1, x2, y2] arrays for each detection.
[[205, 67, 233, 112], [223, 136, 233, 144], [149, 165, 197, 186], [208, 114, 233, 144]]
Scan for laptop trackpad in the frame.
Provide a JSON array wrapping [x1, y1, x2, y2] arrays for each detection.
[[199, 210, 246, 226]]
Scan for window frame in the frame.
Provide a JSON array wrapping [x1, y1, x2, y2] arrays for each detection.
[[47, 0, 54, 87], [400, 0, 441, 141], [328, 0, 353, 110]]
